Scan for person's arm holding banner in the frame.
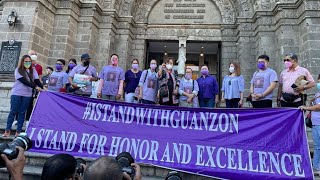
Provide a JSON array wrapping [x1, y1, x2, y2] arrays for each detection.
[[116, 69, 125, 100], [117, 80, 124, 100], [299, 103, 320, 111], [97, 79, 104, 99]]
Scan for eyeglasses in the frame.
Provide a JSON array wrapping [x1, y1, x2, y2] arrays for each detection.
[[283, 59, 291, 62]]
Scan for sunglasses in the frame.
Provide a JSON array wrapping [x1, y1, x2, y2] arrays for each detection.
[[283, 59, 291, 62]]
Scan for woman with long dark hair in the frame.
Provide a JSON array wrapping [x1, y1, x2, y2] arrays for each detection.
[[66, 58, 77, 74], [3, 55, 43, 137]]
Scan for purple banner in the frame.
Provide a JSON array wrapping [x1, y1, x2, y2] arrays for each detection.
[[27, 92, 313, 179]]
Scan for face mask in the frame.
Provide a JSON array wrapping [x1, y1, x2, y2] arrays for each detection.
[[150, 64, 157, 70], [24, 62, 31, 69], [30, 55, 37, 61], [55, 64, 63, 71], [257, 62, 266, 69], [229, 67, 235, 73], [68, 64, 76, 69], [284, 61, 293, 69], [201, 69, 209, 75], [132, 64, 139, 69], [317, 83, 320, 90], [112, 59, 118, 65], [83, 60, 90, 66], [166, 64, 173, 70], [185, 74, 192, 80]]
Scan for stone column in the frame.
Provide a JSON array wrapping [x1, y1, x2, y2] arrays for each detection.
[[48, 0, 79, 65], [73, 2, 100, 68]]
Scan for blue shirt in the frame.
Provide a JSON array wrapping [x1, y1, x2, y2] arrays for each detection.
[[221, 75, 244, 99], [312, 92, 320, 125], [197, 75, 219, 99], [124, 70, 142, 93]]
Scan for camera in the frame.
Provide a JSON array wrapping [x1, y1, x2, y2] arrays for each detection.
[[165, 171, 183, 180], [116, 152, 135, 179], [76, 158, 86, 177], [0, 135, 33, 168]]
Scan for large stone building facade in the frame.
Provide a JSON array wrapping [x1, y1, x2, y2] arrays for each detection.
[[0, 0, 319, 89]]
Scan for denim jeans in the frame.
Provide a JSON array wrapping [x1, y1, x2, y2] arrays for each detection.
[[6, 95, 32, 132], [199, 98, 215, 108], [101, 95, 116, 101], [312, 125, 320, 170], [125, 93, 135, 103]]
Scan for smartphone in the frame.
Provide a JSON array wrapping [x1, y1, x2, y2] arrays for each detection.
[[291, 84, 298, 88]]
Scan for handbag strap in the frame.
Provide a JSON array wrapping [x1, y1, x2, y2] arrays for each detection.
[[252, 71, 258, 89], [81, 65, 90, 75], [143, 70, 148, 84]]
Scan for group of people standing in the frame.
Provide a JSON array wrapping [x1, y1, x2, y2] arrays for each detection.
[[3, 51, 319, 134]]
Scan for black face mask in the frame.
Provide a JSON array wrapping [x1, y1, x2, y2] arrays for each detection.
[[83, 60, 90, 66]]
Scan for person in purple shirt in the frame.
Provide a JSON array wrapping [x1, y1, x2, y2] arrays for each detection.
[[124, 58, 142, 103], [197, 65, 219, 108], [97, 54, 125, 101], [3, 55, 43, 137], [48, 59, 69, 92], [221, 62, 245, 108], [138, 59, 158, 104], [69, 53, 98, 97]]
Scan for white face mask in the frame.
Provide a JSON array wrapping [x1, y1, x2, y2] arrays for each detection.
[[166, 64, 173, 70], [30, 55, 37, 61], [229, 67, 235, 73]]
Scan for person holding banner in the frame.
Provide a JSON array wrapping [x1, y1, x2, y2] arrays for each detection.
[[221, 62, 244, 108], [197, 65, 219, 108], [48, 59, 69, 92], [3, 55, 43, 137], [68, 53, 98, 97], [277, 53, 315, 107], [124, 58, 142, 103], [158, 57, 180, 106], [299, 74, 320, 175], [179, 67, 199, 108], [97, 54, 125, 101], [249, 55, 278, 108], [137, 59, 158, 104]]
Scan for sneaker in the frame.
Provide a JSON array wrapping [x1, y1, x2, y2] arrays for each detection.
[[15, 131, 20, 137], [2, 130, 11, 137], [12, 120, 18, 126]]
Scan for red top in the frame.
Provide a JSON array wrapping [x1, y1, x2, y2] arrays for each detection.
[[33, 64, 43, 76]]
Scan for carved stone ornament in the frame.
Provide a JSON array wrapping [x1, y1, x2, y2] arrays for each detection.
[[133, 0, 236, 24]]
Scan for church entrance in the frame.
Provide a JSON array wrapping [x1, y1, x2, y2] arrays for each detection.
[[146, 40, 221, 81]]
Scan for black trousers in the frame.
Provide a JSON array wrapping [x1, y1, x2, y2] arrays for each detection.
[[251, 100, 272, 108], [280, 100, 303, 108]]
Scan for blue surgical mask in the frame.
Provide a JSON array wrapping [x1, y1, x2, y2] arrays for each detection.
[[317, 83, 320, 90]]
